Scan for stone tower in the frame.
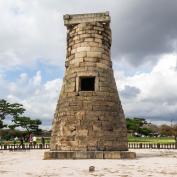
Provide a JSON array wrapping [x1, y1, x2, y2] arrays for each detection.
[[44, 12, 135, 159]]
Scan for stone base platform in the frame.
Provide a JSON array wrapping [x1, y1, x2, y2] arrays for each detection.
[[44, 151, 136, 160]]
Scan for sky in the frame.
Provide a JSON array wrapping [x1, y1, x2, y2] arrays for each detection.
[[0, 0, 177, 129]]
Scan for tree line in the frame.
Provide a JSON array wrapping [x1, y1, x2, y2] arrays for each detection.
[[1, 99, 177, 141], [0, 99, 42, 140], [126, 117, 177, 138]]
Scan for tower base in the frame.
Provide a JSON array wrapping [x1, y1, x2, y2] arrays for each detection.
[[44, 151, 136, 159]]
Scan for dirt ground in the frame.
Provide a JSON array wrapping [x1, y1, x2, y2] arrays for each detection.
[[0, 149, 177, 177]]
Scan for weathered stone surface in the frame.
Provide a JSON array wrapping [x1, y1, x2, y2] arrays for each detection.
[[44, 151, 136, 159], [63, 12, 110, 26], [89, 166, 95, 172], [46, 12, 134, 158]]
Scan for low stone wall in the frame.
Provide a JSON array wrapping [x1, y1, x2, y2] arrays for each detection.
[[44, 151, 136, 159]]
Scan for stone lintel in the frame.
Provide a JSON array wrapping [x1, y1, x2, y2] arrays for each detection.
[[44, 151, 136, 160], [64, 12, 110, 27]]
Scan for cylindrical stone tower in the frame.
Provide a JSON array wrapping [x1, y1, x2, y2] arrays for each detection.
[[44, 12, 135, 159]]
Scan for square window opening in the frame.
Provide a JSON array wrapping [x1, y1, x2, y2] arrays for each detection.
[[80, 77, 95, 91]]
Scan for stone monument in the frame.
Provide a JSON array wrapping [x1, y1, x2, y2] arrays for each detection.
[[44, 12, 136, 159]]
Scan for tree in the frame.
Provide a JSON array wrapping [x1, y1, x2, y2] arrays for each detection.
[[126, 118, 146, 132], [159, 124, 173, 136], [29, 119, 42, 134], [142, 123, 159, 136], [0, 99, 43, 139], [138, 127, 152, 136], [126, 118, 139, 132], [0, 129, 25, 141], [172, 124, 177, 141], [0, 120, 5, 129], [0, 99, 25, 128], [11, 116, 42, 135], [126, 117, 153, 136]]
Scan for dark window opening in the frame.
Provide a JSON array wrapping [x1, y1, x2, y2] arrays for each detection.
[[80, 77, 95, 91]]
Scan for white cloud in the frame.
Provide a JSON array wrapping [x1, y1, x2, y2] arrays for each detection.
[[3, 0, 177, 71], [116, 54, 177, 122], [0, 0, 65, 69], [0, 55, 177, 126], [0, 71, 62, 126], [32, 71, 41, 86], [1, 0, 177, 126]]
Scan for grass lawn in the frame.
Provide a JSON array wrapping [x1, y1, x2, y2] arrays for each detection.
[[1, 137, 176, 145], [128, 135, 175, 144], [0, 137, 51, 145]]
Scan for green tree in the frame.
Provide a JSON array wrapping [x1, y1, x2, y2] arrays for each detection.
[[126, 118, 146, 132], [29, 119, 42, 134], [12, 116, 42, 135], [126, 117, 152, 136], [0, 129, 24, 141], [0, 99, 25, 128], [138, 127, 152, 136], [0, 120, 5, 129]]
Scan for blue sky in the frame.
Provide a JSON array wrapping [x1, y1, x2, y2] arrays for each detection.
[[3, 61, 64, 83], [0, 0, 177, 129]]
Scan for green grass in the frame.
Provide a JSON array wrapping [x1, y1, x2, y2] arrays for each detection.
[[0, 137, 51, 145], [1, 136, 176, 145], [128, 135, 175, 144]]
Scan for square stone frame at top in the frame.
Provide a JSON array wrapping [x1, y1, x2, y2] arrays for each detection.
[[76, 73, 99, 93]]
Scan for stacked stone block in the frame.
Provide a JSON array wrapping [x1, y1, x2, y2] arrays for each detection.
[[50, 12, 128, 152]]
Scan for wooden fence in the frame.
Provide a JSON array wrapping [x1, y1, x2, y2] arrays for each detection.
[[0, 143, 177, 150]]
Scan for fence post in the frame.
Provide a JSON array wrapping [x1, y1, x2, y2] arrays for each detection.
[[39, 144, 42, 149], [139, 143, 142, 149], [149, 144, 152, 149], [175, 142, 177, 149], [157, 143, 160, 149]]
